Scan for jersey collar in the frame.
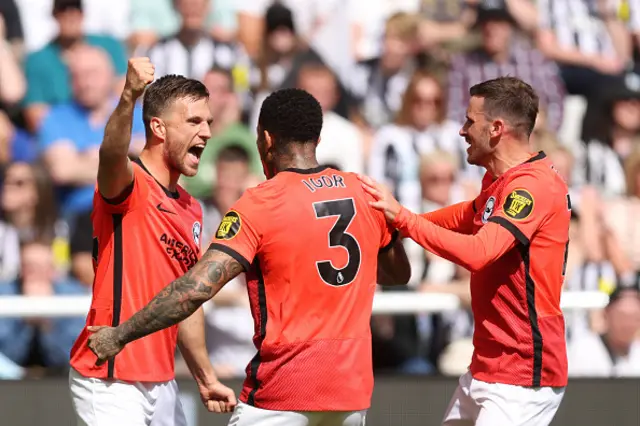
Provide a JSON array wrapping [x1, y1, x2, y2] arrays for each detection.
[[134, 158, 180, 199], [282, 165, 330, 175]]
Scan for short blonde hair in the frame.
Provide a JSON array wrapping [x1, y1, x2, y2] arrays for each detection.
[[419, 150, 459, 178], [385, 12, 420, 41]]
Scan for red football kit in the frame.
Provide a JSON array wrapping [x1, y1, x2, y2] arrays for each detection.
[[395, 151, 570, 388], [210, 166, 396, 411], [70, 159, 203, 382]]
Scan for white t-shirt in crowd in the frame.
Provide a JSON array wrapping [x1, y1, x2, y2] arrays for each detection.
[[568, 332, 640, 377]]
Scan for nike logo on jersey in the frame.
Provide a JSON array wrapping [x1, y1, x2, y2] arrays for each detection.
[[156, 203, 176, 215]]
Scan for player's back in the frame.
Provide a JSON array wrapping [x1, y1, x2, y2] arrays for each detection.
[[210, 166, 395, 411]]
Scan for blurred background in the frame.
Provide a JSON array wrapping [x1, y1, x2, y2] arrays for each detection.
[[0, 0, 640, 424]]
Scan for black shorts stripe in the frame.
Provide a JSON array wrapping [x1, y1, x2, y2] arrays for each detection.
[[108, 214, 124, 379], [247, 260, 267, 406], [208, 243, 251, 271], [488, 216, 542, 387]]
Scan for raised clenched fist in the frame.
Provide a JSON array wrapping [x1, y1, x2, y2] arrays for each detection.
[[125, 57, 155, 98]]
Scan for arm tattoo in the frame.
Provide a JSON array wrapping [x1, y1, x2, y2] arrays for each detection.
[[116, 250, 245, 345]]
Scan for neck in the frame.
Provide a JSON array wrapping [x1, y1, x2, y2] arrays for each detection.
[[380, 56, 401, 76], [56, 35, 81, 50], [138, 147, 181, 191], [272, 144, 320, 175], [178, 28, 202, 47], [484, 138, 534, 177], [8, 210, 34, 231], [604, 334, 632, 358], [488, 48, 509, 64]]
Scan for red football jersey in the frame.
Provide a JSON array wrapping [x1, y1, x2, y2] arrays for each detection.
[[209, 166, 396, 411], [470, 152, 570, 387], [70, 160, 203, 382]]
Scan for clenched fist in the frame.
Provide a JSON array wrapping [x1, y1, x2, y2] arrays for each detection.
[[124, 57, 155, 98]]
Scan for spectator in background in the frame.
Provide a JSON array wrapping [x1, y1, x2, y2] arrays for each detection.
[[38, 45, 145, 218], [0, 162, 62, 282], [200, 145, 252, 244], [22, 0, 127, 132], [351, 12, 419, 131], [447, 3, 565, 132], [416, 151, 475, 376], [68, 210, 93, 287], [147, 0, 248, 83], [189, 145, 254, 379], [369, 70, 471, 217], [536, 0, 628, 99], [181, 67, 260, 199], [568, 284, 640, 377], [295, 62, 365, 173], [602, 149, 640, 287], [0, 241, 87, 373], [0, 14, 26, 109], [0, 0, 24, 58], [574, 79, 640, 197]]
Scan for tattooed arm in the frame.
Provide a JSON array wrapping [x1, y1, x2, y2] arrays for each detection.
[[87, 249, 244, 363]]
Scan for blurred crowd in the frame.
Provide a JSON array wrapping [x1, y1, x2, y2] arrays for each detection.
[[0, 0, 640, 381]]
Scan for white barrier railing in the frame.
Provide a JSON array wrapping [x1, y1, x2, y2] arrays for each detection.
[[0, 291, 610, 318]]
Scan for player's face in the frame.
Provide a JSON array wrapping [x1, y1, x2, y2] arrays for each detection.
[[163, 97, 213, 177], [459, 96, 494, 166]]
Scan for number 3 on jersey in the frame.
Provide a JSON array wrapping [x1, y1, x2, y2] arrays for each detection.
[[313, 198, 362, 287]]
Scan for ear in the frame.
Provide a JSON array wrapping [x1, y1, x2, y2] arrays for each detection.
[[490, 119, 505, 139], [150, 117, 166, 142], [263, 129, 274, 152], [316, 136, 322, 147]]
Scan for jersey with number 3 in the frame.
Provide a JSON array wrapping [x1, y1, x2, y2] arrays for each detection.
[[209, 166, 396, 412]]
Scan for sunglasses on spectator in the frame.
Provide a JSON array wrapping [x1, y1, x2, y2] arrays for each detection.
[[424, 174, 455, 184], [413, 96, 441, 106], [4, 178, 33, 188]]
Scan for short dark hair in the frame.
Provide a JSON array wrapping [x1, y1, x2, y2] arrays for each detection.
[[469, 76, 539, 137], [258, 88, 323, 149], [142, 74, 209, 138], [53, 0, 82, 14], [216, 145, 250, 164]]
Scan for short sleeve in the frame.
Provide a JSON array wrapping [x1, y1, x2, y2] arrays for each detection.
[[208, 192, 261, 271], [95, 163, 149, 214], [487, 172, 553, 244]]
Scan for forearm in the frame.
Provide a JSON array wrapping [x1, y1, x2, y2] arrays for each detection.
[[115, 250, 243, 345], [377, 238, 411, 285], [116, 271, 213, 345], [419, 201, 475, 234], [100, 89, 137, 161], [604, 18, 632, 62], [394, 207, 514, 272], [178, 308, 218, 385], [0, 40, 25, 105]]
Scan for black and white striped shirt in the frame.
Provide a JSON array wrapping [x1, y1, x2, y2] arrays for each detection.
[[368, 121, 483, 214], [350, 57, 415, 129], [572, 139, 627, 196], [538, 0, 617, 57], [147, 34, 249, 81]]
